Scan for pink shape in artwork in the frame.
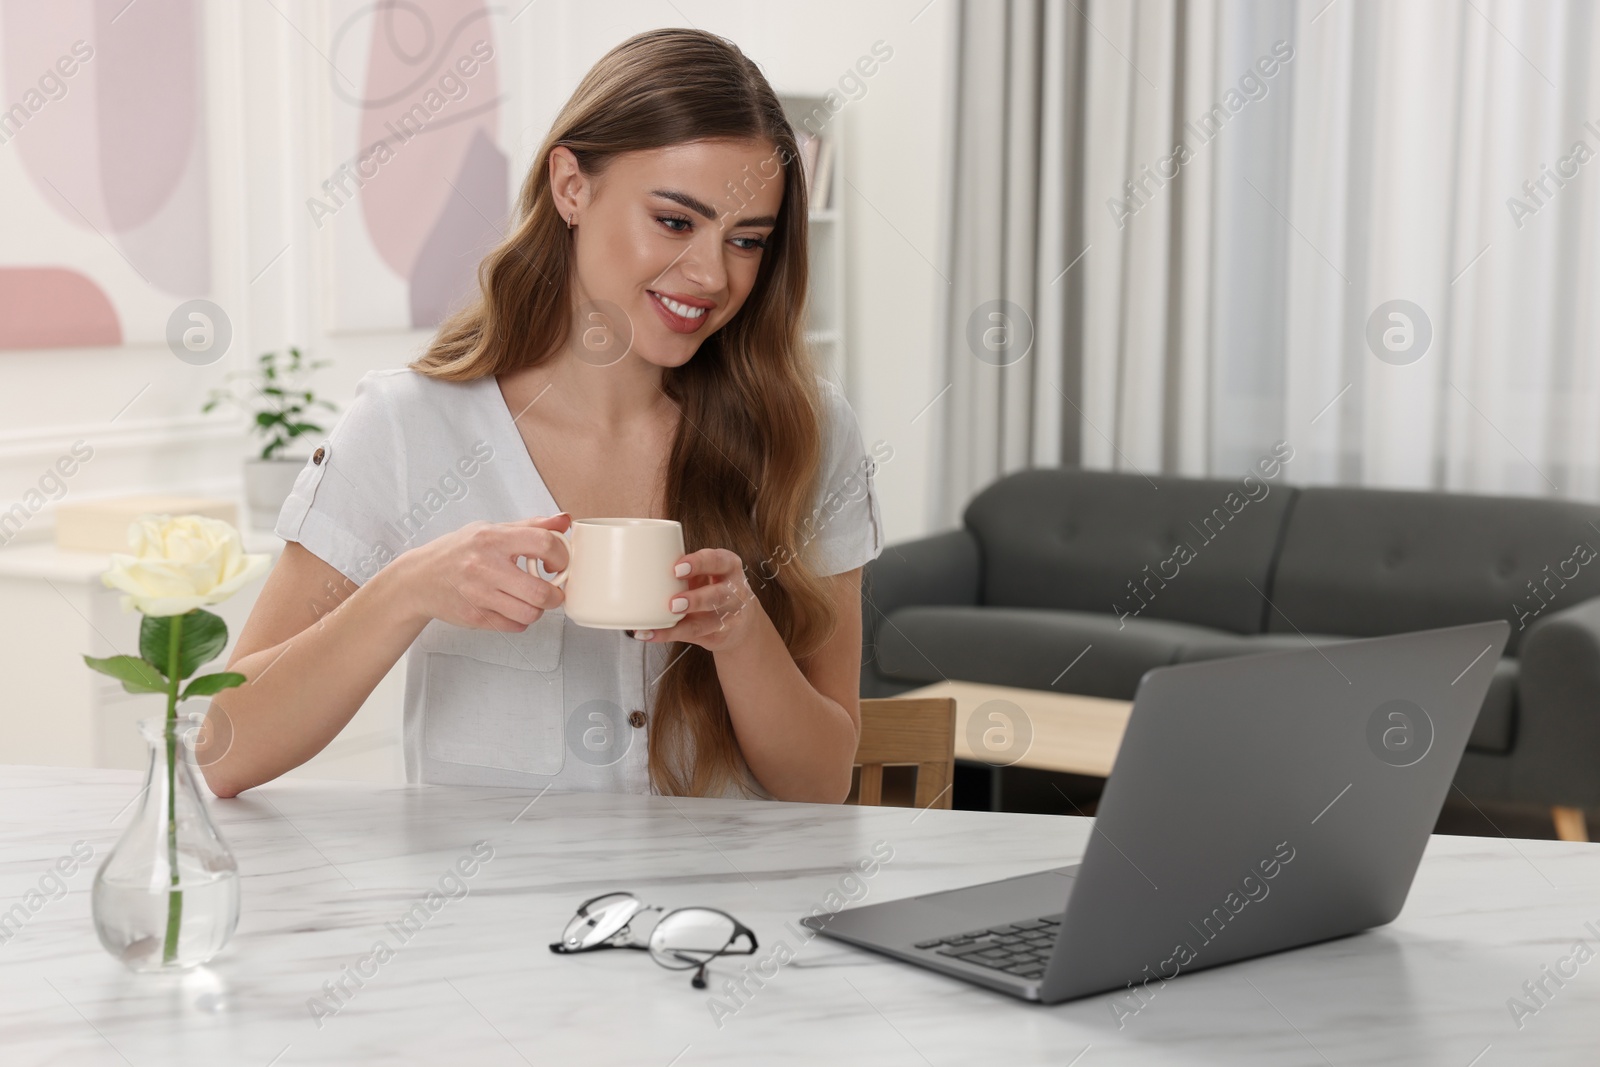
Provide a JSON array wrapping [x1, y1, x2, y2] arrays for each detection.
[[409, 128, 508, 327], [1, 0, 209, 298], [0, 267, 122, 349], [95, 0, 200, 232], [346, 0, 502, 289], [2, 0, 199, 232]]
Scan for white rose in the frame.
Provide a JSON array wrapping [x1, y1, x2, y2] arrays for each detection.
[[101, 514, 271, 617]]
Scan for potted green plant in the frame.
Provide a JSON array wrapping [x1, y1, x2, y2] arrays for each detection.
[[202, 347, 338, 529]]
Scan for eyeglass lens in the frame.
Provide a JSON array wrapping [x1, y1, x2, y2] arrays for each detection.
[[560, 892, 643, 951], [648, 909, 740, 969]]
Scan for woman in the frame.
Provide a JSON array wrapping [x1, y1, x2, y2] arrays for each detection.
[[198, 29, 884, 803]]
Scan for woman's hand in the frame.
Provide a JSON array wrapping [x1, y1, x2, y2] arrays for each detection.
[[393, 514, 571, 631], [631, 548, 762, 653]]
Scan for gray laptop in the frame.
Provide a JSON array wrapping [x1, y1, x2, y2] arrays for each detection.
[[802, 620, 1511, 1004]]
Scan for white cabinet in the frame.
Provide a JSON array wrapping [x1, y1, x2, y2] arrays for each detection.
[[0, 532, 404, 783]]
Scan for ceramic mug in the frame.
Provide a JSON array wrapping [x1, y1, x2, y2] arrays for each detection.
[[543, 518, 690, 630]]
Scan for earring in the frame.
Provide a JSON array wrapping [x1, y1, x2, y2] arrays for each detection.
[[567, 212, 575, 229]]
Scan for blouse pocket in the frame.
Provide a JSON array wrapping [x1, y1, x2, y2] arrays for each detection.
[[416, 611, 566, 776]]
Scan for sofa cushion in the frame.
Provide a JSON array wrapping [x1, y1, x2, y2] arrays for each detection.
[[874, 605, 1234, 700], [876, 608, 1519, 756], [962, 468, 1296, 635], [1171, 631, 1352, 663], [1173, 631, 1519, 754], [1268, 486, 1600, 655]]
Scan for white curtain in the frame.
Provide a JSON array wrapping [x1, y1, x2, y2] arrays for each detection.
[[936, 0, 1600, 527]]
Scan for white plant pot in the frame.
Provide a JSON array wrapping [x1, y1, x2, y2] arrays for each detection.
[[244, 457, 305, 530]]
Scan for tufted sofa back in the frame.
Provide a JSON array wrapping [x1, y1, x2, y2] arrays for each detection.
[[1267, 486, 1600, 655], [962, 468, 1297, 634], [961, 468, 1600, 653]]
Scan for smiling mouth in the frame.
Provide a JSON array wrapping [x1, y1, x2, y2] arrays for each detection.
[[648, 291, 710, 320]]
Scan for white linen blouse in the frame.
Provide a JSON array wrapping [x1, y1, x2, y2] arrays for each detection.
[[273, 367, 885, 798]]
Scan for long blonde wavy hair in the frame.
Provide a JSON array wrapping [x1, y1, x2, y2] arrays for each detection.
[[409, 28, 835, 797]]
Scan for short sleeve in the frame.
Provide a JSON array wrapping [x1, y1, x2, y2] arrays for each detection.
[[273, 370, 409, 587], [801, 377, 886, 577]]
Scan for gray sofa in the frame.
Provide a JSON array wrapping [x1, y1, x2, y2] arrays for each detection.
[[861, 468, 1600, 814]]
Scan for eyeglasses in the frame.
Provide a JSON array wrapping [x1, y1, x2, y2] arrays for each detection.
[[549, 891, 758, 989]]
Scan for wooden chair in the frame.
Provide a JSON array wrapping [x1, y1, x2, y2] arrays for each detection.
[[848, 697, 956, 810], [1552, 805, 1590, 842]]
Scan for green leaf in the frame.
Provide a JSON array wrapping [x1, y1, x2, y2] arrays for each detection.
[[83, 654, 168, 694], [180, 671, 246, 701], [140, 610, 228, 681]]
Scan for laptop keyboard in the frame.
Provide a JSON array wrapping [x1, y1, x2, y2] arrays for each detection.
[[913, 916, 1060, 980]]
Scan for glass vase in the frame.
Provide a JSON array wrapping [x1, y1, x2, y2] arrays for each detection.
[[91, 713, 240, 972]]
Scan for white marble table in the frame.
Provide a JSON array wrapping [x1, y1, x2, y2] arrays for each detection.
[[2, 765, 1598, 1066]]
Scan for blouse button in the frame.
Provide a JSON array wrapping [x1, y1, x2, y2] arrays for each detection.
[[312, 446, 326, 465], [628, 710, 647, 729]]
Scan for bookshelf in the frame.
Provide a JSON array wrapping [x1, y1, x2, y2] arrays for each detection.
[[779, 94, 847, 386]]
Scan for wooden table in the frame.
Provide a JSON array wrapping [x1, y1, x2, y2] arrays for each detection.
[[897, 680, 1133, 777]]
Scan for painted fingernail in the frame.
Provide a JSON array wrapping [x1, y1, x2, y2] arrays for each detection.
[[670, 597, 688, 612], [633, 629, 654, 640], [624, 629, 635, 638], [674, 562, 691, 578]]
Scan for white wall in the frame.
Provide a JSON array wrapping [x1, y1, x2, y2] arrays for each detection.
[[0, 0, 956, 549]]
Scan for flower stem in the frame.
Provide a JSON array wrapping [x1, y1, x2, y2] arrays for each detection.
[[161, 613, 185, 965]]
